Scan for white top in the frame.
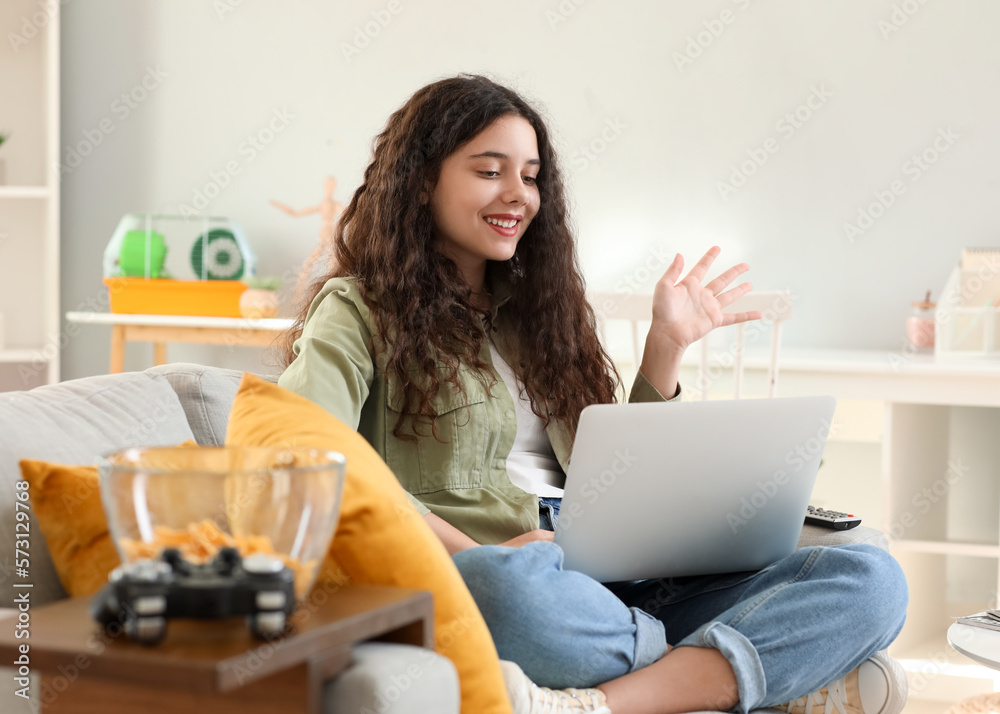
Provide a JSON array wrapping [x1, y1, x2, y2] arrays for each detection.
[[683, 346, 1000, 378], [948, 621, 1000, 670], [65, 311, 294, 330], [489, 340, 566, 498]]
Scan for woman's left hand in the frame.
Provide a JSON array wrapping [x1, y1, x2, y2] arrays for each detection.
[[647, 246, 761, 354]]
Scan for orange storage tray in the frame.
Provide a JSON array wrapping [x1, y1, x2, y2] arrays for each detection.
[[104, 278, 247, 317]]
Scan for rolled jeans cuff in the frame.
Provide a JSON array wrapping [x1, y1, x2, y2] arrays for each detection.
[[679, 621, 766, 714], [630, 607, 670, 672]]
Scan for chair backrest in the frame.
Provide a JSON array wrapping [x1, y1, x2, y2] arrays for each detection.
[[591, 290, 794, 399]]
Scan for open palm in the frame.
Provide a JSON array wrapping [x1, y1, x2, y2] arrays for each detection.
[[648, 246, 761, 353]]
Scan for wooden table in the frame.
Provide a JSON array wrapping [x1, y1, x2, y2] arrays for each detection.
[[65, 312, 294, 374], [0, 584, 432, 714]]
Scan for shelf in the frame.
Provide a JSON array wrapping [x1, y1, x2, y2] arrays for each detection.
[[0, 0, 59, 388], [892, 540, 1000, 558], [0, 349, 50, 364], [0, 186, 51, 199]]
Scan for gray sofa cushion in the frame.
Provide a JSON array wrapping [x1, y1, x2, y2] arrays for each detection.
[[146, 364, 278, 446], [323, 642, 460, 714], [0, 371, 196, 608], [797, 523, 888, 550]]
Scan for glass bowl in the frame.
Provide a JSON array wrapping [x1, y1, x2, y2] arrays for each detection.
[[97, 445, 346, 600]]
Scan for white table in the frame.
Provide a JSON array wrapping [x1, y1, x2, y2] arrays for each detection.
[[682, 346, 1000, 407], [66, 312, 294, 373], [948, 621, 1000, 670]]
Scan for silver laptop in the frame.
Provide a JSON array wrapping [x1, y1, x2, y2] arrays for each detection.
[[553, 396, 836, 582]]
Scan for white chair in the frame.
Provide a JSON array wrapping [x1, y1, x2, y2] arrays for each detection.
[[591, 290, 794, 400]]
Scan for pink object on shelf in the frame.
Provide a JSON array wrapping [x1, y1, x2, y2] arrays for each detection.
[[907, 290, 936, 349]]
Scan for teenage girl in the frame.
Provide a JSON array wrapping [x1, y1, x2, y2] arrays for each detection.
[[278, 74, 908, 714]]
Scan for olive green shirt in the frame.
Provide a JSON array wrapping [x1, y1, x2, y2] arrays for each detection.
[[278, 276, 680, 545]]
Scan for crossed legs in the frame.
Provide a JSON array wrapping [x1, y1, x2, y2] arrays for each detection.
[[454, 541, 907, 713]]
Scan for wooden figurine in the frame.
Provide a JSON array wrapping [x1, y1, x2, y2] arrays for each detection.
[[271, 176, 344, 305]]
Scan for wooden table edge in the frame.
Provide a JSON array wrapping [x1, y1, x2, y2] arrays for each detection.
[[0, 584, 435, 695]]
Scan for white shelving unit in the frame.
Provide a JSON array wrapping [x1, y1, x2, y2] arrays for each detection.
[[0, 1, 60, 390], [667, 346, 1000, 707], [886, 401, 1000, 704]]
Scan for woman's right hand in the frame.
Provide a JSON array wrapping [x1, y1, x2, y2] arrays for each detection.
[[499, 529, 555, 548]]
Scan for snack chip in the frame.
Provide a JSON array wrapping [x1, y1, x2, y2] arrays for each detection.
[[121, 519, 316, 598]]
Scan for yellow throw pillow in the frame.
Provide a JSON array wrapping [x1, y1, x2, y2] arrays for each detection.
[[19, 460, 121, 598], [226, 373, 512, 714], [19, 440, 199, 598]]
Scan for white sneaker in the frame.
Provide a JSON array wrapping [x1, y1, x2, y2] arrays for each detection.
[[780, 651, 907, 714], [500, 660, 611, 714]]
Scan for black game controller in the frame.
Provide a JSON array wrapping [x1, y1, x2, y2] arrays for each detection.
[[90, 547, 296, 645]]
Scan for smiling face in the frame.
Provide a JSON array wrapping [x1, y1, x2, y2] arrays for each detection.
[[428, 115, 541, 291]]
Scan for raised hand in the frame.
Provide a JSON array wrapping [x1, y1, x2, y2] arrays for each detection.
[[647, 246, 761, 354], [637, 246, 762, 399]]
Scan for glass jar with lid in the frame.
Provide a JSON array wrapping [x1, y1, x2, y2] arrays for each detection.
[[907, 290, 936, 350]]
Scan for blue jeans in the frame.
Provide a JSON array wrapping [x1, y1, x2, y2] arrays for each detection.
[[453, 497, 908, 713]]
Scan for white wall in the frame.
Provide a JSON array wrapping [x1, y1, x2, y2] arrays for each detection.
[[58, 0, 1000, 379]]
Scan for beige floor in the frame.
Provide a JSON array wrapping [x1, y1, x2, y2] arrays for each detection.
[[906, 700, 953, 714], [906, 695, 1000, 714]]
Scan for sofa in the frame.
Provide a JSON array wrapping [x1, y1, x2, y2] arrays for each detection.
[[0, 363, 460, 713], [0, 362, 892, 713]]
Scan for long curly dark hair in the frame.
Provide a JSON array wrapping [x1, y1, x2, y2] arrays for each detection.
[[281, 74, 620, 439]]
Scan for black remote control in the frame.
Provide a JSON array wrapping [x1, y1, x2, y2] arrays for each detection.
[[805, 505, 862, 530]]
